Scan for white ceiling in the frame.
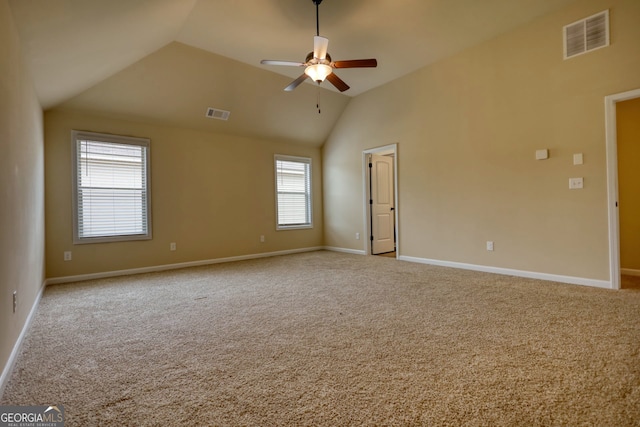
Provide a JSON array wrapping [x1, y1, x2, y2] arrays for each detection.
[[10, 0, 580, 110]]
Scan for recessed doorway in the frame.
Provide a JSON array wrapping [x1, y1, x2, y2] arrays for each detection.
[[605, 88, 640, 289], [616, 97, 640, 289], [362, 144, 398, 258]]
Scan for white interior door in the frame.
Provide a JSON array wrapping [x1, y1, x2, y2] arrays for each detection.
[[370, 154, 395, 254]]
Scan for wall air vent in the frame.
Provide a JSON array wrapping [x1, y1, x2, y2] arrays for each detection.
[[205, 107, 231, 121], [563, 10, 609, 59]]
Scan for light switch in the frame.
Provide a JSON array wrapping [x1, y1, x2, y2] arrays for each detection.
[[535, 149, 549, 160], [569, 177, 583, 189], [573, 153, 583, 165]]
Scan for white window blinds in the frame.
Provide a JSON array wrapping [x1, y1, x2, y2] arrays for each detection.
[[72, 131, 151, 243], [275, 155, 312, 229]]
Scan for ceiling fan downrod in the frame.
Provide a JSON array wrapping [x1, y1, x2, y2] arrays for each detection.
[[313, 0, 322, 36]]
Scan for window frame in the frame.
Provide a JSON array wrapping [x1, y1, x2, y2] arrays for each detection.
[[274, 154, 313, 230], [71, 130, 152, 244]]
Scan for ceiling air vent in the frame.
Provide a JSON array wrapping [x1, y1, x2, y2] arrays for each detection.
[[563, 10, 609, 59], [205, 107, 230, 121]]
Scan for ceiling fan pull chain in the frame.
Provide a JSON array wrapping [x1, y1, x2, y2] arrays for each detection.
[[317, 86, 321, 114]]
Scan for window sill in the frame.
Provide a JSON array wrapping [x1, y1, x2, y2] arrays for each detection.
[[276, 225, 313, 231]]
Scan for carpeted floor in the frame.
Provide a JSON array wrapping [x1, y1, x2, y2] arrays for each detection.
[[2, 251, 640, 426]]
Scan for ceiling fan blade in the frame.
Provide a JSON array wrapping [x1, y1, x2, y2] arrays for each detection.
[[333, 59, 378, 68], [313, 36, 329, 60], [284, 74, 310, 92], [326, 72, 350, 92], [261, 60, 305, 67]]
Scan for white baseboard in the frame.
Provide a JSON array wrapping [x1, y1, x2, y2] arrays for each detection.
[[324, 246, 367, 255], [0, 280, 46, 399], [621, 268, 640, 277], [398, 255, 612, 289], [320, 249, 610, 289], [45, 247, 325, 285]]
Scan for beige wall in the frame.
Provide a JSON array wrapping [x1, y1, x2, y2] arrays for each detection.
[[0, 0, 44, 384], [55, 42, 350, 148], [45, 109, 323, 278], [617, 97, 640, 271], [323, 0, 640, 281]]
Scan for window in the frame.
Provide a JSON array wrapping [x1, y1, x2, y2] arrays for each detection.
[[72, 131, 151, 243], [275, 155, 312, 229]]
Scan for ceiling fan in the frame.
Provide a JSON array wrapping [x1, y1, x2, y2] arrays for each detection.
[[260, 0, 377, 93]]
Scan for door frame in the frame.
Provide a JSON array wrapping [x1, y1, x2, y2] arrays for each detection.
[[605, 88, 640, 290], [362, 144, 399, 257]]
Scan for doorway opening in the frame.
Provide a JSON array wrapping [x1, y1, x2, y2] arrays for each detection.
[[605, 88, 640, 290], [363, 144, 398, 258]]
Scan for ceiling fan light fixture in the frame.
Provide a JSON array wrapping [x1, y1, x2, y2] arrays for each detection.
[[260, 0, 377, 93], [304, 63, 332, 82]]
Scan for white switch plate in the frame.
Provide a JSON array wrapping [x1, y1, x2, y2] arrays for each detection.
[[569, 177, 584, 189], [486, 241, 494, 251], [170, 242, 176, 251], [573, 153, 583, 165], [356, 232, 360, 240], [64, 251, 72, 261], [260, 235, 265, 243], [535, 149, 549, 160]]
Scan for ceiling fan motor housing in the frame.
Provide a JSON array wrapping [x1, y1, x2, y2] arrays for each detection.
[[305, 52, 331, 64]]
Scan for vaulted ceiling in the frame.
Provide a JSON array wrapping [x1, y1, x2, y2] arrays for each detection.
[[9, 0, 579, 145]]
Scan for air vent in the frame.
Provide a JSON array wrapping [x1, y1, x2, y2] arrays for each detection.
[[563, 10, 609, 59], [205, 107, 230, 121]]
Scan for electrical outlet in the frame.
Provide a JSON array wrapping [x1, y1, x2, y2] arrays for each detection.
[[13, 291, 17, 313], [170, 242, 176, 251], [486, 241, 494, 251], [569, 177, 583, 189], [356, 232, 360, 240], [64, 251, 72, 261], [260, 235, 265, 243]]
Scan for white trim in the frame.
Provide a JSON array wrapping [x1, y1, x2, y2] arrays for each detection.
[[604, 88, 640, 290], [362, 144, 399, 257], [0, 281, 46, 398], [45, 247, 324, 285], [621, 269, 640, 277], [398, 255, 611, 289], [324, 246, 367, 256]]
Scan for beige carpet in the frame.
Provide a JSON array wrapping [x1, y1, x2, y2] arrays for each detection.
[[2, 251, 640, 426]]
